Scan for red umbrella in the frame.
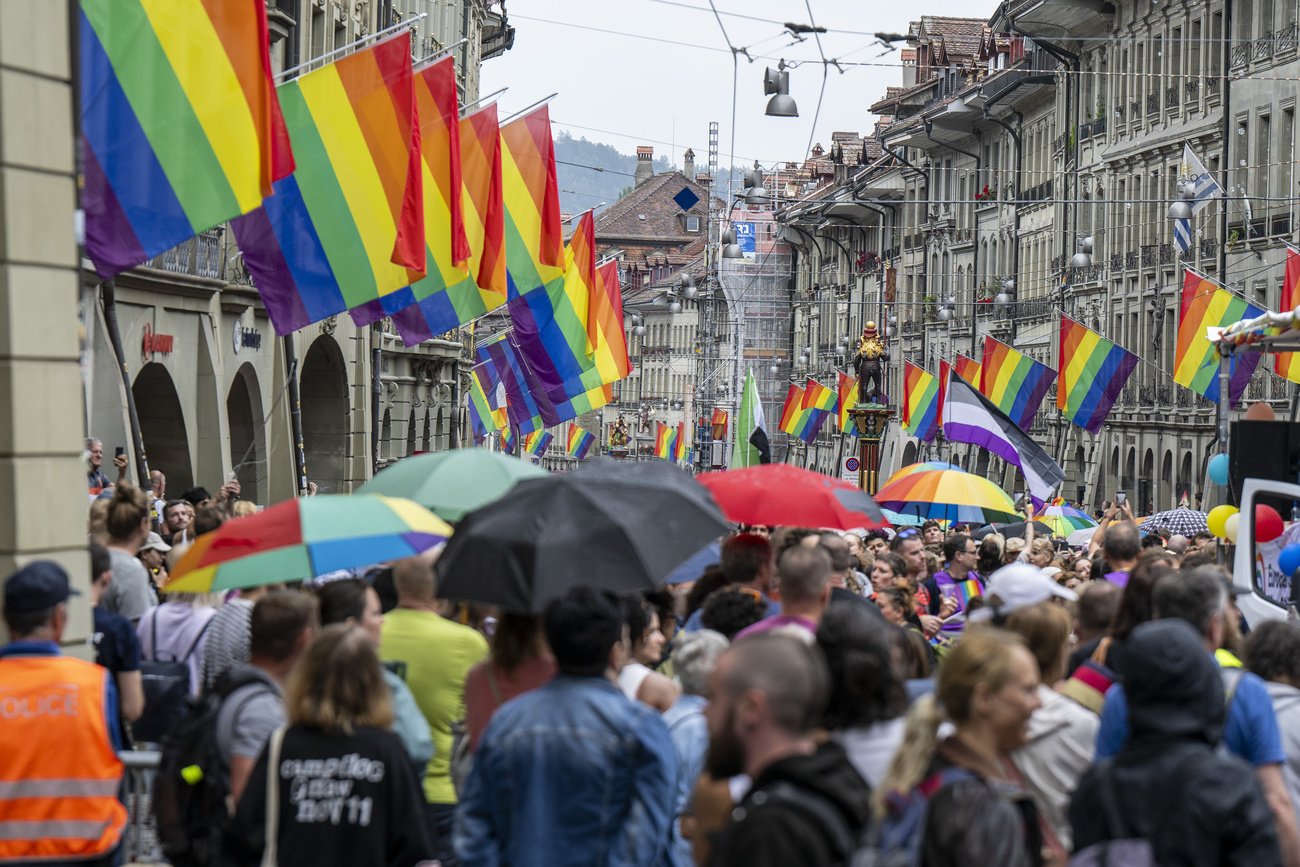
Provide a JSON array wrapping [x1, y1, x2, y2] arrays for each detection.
[[697, 464, 889, 531]]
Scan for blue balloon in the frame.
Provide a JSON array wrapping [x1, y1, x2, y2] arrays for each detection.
[[1280, 544, 1300, 579], [1208, 453, 1230, 486]]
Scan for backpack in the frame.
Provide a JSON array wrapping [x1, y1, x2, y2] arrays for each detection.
[[1068, 759, 1193, 867], [153, 670, 275, 867], [134, 610, 213, 743]]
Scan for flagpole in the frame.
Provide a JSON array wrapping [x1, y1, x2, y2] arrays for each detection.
[[499, 94, 559, 126], [414, 37, 469, 70], [461, 88, 508, 116], [275, 15, 427, 81]]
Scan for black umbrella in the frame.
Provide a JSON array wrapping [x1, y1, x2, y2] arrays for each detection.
[[434, 459, 729, 612], [973, 520, 1055, 540]]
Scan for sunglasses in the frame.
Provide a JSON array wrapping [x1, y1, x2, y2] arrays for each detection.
[[896, 528, 920, 538]]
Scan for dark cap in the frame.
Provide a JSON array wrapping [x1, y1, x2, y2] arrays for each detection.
[[3, 561, 80, 613], [181, 487, 212, 507]]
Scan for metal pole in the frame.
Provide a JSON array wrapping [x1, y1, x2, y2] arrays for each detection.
[[283, 336, 307, 496], [275, 15, 428, 81], [99, 280, 150, 489], [371, 325, 382, 475]]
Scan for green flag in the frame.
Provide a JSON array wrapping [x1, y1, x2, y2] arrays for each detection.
[[731, 368, 771, 468]]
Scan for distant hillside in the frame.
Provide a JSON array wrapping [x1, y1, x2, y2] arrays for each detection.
[[552, 132, 674, 217]]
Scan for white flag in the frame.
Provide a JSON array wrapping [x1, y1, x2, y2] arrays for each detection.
[[1181, 144, 1222, 214]]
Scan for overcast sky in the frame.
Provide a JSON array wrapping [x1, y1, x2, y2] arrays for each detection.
[[482, 0, 1000, 179]]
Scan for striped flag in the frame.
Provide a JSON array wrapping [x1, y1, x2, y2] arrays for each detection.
[[711, 408, 728, 440], [1276, 249, 1300, 383], [980, 337, 1056, 430], [674, 422, 687, 462], [732, 368, 771, 467], [802, 379, 838, 429], [779, 383, 827, 444], [566, 425, 595, 459], [1057, 316, 1138, 434], [902, 362, 940, 442], [943, 370, 1065, 508], [1181, 144, 1222, 214], [837, 373, 859, 432], [1174, 269, 1263, 406], [80, 0, 295, 280], [230, 32, 425, 335], [654, 422, 672, 459]]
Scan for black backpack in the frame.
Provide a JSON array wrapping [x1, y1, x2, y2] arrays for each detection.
[[134, 611, 213, 743], [153, 670, 274, 867]]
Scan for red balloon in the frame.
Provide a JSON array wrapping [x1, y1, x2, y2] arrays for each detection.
[[1256, 504, 1285, 543]]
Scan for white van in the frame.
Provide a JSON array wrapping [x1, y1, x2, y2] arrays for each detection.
[[1233, 478, 1298, 627]]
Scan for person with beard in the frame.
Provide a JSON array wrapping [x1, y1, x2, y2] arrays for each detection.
[[455, 586, 675, 867], [703, 633, 872, 867]]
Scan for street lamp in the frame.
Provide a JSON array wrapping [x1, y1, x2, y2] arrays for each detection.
[[721, 225, 743, 259], [1069, 235, 1094, 269], [763, 61, 798, 117], [1168, 179, 1195, 221]]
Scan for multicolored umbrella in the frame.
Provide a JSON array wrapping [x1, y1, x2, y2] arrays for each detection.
[[164, 495, 453, 592], [1143, 508, 1209, 536], [874, 466, 1020, 525], [1037, 504, 1098, 537], [881, 461, 963, 489]]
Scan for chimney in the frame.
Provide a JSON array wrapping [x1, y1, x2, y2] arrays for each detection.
[[635, 145, 654, 188], [683, 148, 695, 178]]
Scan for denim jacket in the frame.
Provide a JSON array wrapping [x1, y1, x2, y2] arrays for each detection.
[[661, 694, 709, 867], [454, 674, 676, 867]]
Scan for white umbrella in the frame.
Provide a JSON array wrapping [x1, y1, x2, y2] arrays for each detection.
[[1067, 528, 1096, 548]]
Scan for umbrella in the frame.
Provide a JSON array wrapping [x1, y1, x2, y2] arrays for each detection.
[[356, 450, 547, 522], [435, 459, 728, 612], [1037, 505, 1098, 537], [875, 466, 1020, 525], [881, 461, 963, 489], [1143, 508, 1209, 536], [165, 495, 453, 592], [973, 520, 1055, 540], [696, 464, 888, 531], [1067, 527, 1096, 548], [663, 541, 721, 585], [882, 509, 926, 527]]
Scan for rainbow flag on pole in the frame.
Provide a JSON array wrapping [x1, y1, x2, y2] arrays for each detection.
[[654, 422, 673, 459], [954, 355, 983, 387], [1276, 249, 1300, 383], [980, 337, 1056, 430], [802, 379, 838, 429], [566, 425, 596, 459], [674, 422, 687, 462], [467, 369, 507, 442], [231, 32, 425, 335], [902, 361, 941, 442], [1175, 269, 1264, 405], [523, 429, 552, 457], [837, 373, 859, 432], [779, 383, 826, 443], [81, 0, 295, 280], [1057, 316, 1138, 434]]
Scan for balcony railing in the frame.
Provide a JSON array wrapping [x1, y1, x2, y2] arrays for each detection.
[[1116, 380, 1216, 410], [1200, 237, 1219, 259], [1109, 252, 1124, 271], [1114, 104, 1126, 124], [1166, 84, 1179, 109], [1141, 245, 1156, 268], [1273, 214, 1292, 237], [1186, 79, 1200, 100], [1146, 92, 1160, 115], [1278, 23, 1298, 55], [145, 227, 225, 281], [1254, 31, 1275, 61], [1231, 42, 1249, 68], [1125, 251, 1139, 270], [1130, 100, 1141, 120], [1159, 243, 1173, 265]]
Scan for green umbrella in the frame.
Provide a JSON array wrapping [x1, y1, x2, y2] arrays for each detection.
[[357, 450, 548, 522]]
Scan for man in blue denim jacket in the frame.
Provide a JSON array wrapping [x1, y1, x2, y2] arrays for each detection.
[[455, 586, 677, 867]]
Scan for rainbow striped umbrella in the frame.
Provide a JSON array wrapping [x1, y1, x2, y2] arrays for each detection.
[[1038, 505, 1098, 537], [164, 495, 453, 592], [875, 466, 1020, 525], [882, 461, 962, 489]]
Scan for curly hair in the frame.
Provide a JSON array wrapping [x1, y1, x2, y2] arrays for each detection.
[[1244, 620, 1300, 685], [700, 586, 768, 639]]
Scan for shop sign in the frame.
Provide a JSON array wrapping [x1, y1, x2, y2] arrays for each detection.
[[142, 324, 174, 361], [233, 317, 263, 354]]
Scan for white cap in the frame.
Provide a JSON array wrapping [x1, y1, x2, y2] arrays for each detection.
[[969, 562, 1077, 621]]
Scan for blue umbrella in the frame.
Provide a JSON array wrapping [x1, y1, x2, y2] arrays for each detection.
[[663, 541, 721, 585]]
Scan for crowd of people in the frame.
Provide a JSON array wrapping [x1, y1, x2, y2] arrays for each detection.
[[2, 456, 1299, 867]]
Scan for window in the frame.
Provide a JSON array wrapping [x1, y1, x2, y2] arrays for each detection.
[[1256, 113, 1271, 203], [686, 215, 700, 233], [1281, 108, 1295, 221]]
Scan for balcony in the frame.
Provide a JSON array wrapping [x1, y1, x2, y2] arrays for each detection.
[[1273, 214, 1292, 236], [1109, 252, 1124, 271], [1279, 23, 1298, 55], [1146, 92, 1160, 115], [1022, 179, 1053, 203], [1125, 251, 1139, 271], [1166, 84, 1179, 109], [1200, 237, 1218, 259], [1141, 245, 1156, 268], [1232, 42, 1249, 68], [1186, 79, 1200, 101], [1114, 104, 1126, 125], [1254, 31, 1275, 61], [146, 227, 225, 281], [1130, 100, 1141, 121], [1159, 244, 1173, 266]]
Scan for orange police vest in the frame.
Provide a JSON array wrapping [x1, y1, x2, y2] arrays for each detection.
[[0, 654, 128, 861]]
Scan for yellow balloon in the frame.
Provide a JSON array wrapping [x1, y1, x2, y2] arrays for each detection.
[[1225, 512, 1241, 543], [1208, 504, 1239, 538]]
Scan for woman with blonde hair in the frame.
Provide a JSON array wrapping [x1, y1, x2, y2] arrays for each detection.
[[227, 624, 433, 867], [877, 628, 1045, 866], [103, 485, 159, 621]]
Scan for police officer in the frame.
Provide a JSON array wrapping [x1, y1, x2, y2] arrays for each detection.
[[0, 561, 127, 864]]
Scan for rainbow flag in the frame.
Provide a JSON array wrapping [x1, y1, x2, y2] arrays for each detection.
[[654, 422, 673, 459], [802, 379, 838, 430], [350, 57, 478, 338], [902, 362, 941, 442], [476, 332, 556, 435], [980, 337, 1056, 430], [502, 427, 516, 454], [954, 355, 982, 386], [1276, 249, 1300, 383], [711, 408, 728, 440], [468, 365, 508, 440], [837, 373, 859, 432], [1058, 316, 1138, 434], [674, 422, 687, 462], [231, 32, 425, 335], [952, 578, 983, 609], [1174, 270, 1264, 405], [779, 383, 826, 443], [524, 430, 552, 457], [566, 425, 596, 459], [80, 0, 294, 280]]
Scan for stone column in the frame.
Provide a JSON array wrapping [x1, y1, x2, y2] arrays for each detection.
[[0, 3, 92, 647]]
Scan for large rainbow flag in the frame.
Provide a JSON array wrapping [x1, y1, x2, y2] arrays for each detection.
[[1057, 316, 1138, 434], [81, 0, 294, 280], [902, 361, 940, 442], [349, 56, 475, 337], [1175, 270, 1264, 405], [674, 422, 687, 462], [566, 425, 596, 459], [980, 337, 1056, 430], [837, 373, 859, 432], [802, 379, 838, 429], [779, 383, 825, 443], [1276, 249, 1300, 383], [654, 422, 673, 459], [231, 32, 425, 335]]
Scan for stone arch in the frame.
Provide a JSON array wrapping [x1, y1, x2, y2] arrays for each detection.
[[381, 408, 392, 461], [1178, 452, 1193, 504], [1141, 448, 1155, 514], [132, 363, 193, 492], [300, 335, 349, 494], [1073, 445, 1087, 503], [422, 412, 432, 452], [1160, 450, 1174, 511], [226, 363, 267, 506], [901, 440, 918, 469], [405, 409, 417, 458], [1123, 447, 1135, 492]]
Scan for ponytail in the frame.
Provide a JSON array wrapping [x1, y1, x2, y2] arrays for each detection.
[[874, 692, 945, 815]]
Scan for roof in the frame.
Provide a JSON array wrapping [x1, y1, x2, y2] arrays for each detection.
[[594, 170, 711, 242]]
